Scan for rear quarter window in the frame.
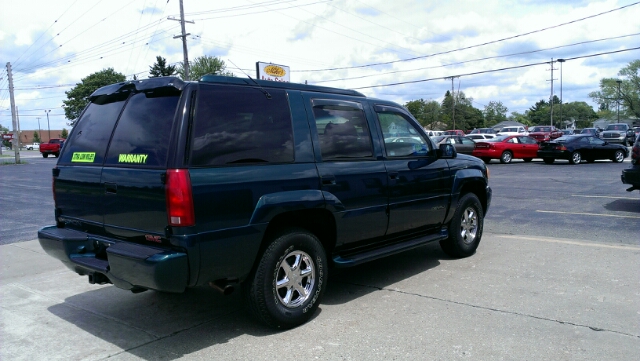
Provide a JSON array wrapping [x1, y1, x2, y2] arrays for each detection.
[[189, 85, 294, 166]]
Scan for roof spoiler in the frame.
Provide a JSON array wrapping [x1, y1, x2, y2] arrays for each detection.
[[88, 77, 186, 101]]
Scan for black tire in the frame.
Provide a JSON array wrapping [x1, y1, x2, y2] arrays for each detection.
[[482, 158, 491, 164], [244, 228, 327, 329], [569, 151, 581, 165], [499, 151, 513, 164], [42, 153, 48, 158], [54, 152, 60, 158], [523, 158, 533, 162], [440, 193, 484, 258], [543, 157, 554, 164], [612, 150, 625, 163], [586, 158, 595, 163]]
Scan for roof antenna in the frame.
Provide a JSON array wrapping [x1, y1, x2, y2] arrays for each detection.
[[227, 59, 271, 99]]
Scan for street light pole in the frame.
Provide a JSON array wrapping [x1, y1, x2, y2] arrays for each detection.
[[45, 110, 51, 141], [36, 117, 41, 142], [616, 80, 622, 122], [558, 59, 565, 128]]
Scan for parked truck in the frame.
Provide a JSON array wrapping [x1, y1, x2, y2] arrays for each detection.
[[39, 138, 64, 158]]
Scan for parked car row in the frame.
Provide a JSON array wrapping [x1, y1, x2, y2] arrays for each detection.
[[429, 133, 630, 165]]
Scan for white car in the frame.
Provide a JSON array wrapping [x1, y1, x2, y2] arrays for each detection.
[[497, 126, 528, 136], [466, 134, 495, 140]]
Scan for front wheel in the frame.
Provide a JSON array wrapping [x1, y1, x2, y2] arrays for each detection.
[[440, 193, 484, 258], [569, 151, 581, 165], [244, 229, 327, 329], [500, 151, 513, 164], [543, 157, 554, 164], [612, 150, 625, 163], [42, 153, 48, 158]]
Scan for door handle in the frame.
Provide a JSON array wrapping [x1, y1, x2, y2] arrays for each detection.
[[104, 182, 117, 194], [321, 175, 336, 186], [388, 171, 399, 180]]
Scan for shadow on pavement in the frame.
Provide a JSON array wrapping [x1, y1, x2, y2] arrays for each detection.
[[45, 241, 447, 360]]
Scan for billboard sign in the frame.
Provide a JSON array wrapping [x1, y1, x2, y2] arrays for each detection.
[[256, 62, 290, 82]]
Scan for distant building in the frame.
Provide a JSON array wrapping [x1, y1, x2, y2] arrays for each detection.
[[12, 129, 66, 146]]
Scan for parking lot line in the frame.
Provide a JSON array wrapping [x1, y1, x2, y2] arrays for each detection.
[[494, 234, 640, 250], [535, 210, 640, 219], [571, 195, 636, 200]]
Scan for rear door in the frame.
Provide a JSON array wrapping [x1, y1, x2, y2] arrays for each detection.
[[517, 136, 539, 158], [304, 95, 389, 247], [100, 89, 182, 242], [54, 92, 129, 234]]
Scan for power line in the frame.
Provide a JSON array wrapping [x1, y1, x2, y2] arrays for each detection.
[[294, 1, 640, 72], [352, 47, 640, 90]]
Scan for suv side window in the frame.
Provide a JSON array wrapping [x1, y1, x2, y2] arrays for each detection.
[[104, 91, 180, 167], [376, 109, 430, 157], [59, 92, 129, 165], [190, 85, 294, 166], [312, 100, 373, 159]]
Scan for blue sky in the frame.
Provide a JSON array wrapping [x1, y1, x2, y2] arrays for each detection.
[[1, 0, 639, 132]]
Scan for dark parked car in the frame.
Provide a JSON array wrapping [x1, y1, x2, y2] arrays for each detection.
[[37, 76, 491, 329], [538, 134, 628, 164], [472, 135, 539, 164], [580, 127, 602, 138], [431, 135, 476, 155], [469, 128, 498, 135], [621, 135, 640, 192]]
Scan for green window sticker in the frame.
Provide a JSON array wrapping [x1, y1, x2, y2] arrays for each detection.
[[71, 152, 96, 162], [118, 154, 149, 164]]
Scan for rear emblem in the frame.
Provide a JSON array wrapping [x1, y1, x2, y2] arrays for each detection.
[[145, 235, 162, 243]]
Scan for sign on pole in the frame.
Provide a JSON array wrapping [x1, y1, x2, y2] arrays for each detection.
[[256, 62, 290, 82]]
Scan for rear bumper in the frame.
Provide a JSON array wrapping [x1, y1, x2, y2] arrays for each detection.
[[38, 226, 189, 293], [621, 166, 640, 190]]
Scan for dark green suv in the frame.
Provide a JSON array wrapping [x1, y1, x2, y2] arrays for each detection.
[[38, 76, 491, 328]]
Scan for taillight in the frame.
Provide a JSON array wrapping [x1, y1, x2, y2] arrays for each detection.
[[165, 169, 195, 227]]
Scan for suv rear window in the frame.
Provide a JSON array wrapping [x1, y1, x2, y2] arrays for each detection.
[[189, 85, 294, 166], [59, 92, 129, 165], [104, 91, 180, 167]]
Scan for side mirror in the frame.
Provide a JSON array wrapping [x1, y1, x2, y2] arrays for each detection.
[[438, 143, 457, 158]]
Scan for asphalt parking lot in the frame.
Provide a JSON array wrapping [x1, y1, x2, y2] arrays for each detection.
[[1, 151, 639, 360]]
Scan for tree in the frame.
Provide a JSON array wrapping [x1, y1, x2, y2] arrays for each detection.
[[61, 128, 68, 139], [63, 68, 126, 126], [561, 101, 598, 129], [405, 99, 441, 129], [483, 101, 508, 127], [589, 59, 640, 119], [178, 55, 234, 80], [33, 131, 41, 143], [149, 56, 177, 77]]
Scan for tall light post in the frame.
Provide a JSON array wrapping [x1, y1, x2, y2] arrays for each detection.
[[45, 110, 51, 141], [36, 117, 41, 142], [557, 59, 565, 128], [616, 79, 622, 122]]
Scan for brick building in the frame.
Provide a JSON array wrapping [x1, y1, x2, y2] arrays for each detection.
[[12, 129, 67, 146]]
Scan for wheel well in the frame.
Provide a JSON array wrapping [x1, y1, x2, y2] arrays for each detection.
[[260, 208, 336, 260], [459, 181, 488, 214]]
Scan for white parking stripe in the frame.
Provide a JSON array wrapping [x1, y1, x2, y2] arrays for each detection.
[[493, 234, 640, 250], [571, 195, 635, 200], [535, 210, 640, 219]]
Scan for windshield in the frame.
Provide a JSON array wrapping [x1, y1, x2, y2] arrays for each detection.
[[606, 124, 626, 131]]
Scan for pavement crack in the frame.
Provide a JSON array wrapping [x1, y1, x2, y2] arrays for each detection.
[[336, 281, 640, 339]]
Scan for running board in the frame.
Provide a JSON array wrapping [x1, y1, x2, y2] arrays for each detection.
[[332, 232, 448, 268]]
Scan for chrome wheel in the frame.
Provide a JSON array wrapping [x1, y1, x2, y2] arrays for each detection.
[[613, 150, 624, 163], [500, 151, 512, 164], [276, 250, 315, 308], [459, 206, 478, 245], [570, 151, 581, 164]]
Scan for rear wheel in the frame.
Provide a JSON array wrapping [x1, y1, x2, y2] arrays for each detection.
[[244, 228, 327, 329], [612, 150, 625, 163], [569, 151, 581, 164], [42, 153, 48, 158], [500, 151, 513, 164], [440, 193, 484, 258], [54, 152, 59, 158], [482, 158, 491, 164], [543, 158, 554, 164]]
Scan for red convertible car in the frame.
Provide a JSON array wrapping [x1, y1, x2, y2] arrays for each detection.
[[472, 135, 539, 164]]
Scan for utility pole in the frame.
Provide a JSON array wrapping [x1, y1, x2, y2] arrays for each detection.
[[547, 58, 557, 127], [557, 59, 565, 128], [6, 62, 20, 163], [36, 117, 41, 143], [45, 110, 51, 141], [616, 80, 622, 122], [168, 0, 194, 80], [445, 76, 458, 129]]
